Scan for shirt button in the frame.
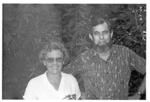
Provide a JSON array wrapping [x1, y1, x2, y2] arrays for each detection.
[[96, 73, 100, 77], [105, 71, 109, 74], [94, 83, 98, 87], [104, 70, 109, 74]]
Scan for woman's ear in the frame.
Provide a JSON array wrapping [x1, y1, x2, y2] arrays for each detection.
[[89, 33, 93, 41]]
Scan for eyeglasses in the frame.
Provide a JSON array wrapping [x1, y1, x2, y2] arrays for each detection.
[[45, 57, 63, 63]]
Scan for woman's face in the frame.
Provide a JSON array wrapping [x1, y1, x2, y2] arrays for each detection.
[[43, 49, 64, 75]]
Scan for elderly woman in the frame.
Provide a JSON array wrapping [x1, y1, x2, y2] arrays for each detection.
[[23, 40, 81, 100]]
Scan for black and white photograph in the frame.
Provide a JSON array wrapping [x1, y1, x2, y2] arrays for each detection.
[[2, 3, 147, 100]]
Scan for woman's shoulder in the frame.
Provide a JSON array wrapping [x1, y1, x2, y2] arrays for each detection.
[[62, 72, 77, 81], [28, 73, 46, 85]]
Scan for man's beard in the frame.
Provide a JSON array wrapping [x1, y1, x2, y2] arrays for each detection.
[[94, 40, 112, 53]]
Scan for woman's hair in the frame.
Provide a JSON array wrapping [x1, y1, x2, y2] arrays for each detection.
[[39, 40, 69, 64]]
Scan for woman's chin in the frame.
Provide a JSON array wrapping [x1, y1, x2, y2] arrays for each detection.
[[47, 70, 61, 75]]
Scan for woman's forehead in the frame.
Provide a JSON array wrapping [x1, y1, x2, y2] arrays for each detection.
[[46, 49, 63, 58]]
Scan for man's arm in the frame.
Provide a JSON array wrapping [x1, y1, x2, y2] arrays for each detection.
[[128, 48, 146, 74], [128, 76, 146, 100], [128, 48, 146, 99], [137, 76, 146, 94]]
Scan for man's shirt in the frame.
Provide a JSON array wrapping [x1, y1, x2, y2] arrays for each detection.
[[63, 45, 145, 99]]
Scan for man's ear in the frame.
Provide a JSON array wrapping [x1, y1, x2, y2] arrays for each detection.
[[110, 31, 113, 38], [43, 60, 46, 66], [89, 33, 93, 41]]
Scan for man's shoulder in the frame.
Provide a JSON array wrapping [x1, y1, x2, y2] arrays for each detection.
[[73, 49, 94, 63], [80, 49, 91, 55], [78, 49, 94, 58], [112, 44, 129, 51]]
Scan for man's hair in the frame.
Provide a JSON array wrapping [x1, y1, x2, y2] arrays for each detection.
[[39, 40, 69, 64], [91, 16, 112, 32], [88, 16, 113, 48]]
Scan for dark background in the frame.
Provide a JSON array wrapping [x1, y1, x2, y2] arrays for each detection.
[[3, 4, 146, 99]]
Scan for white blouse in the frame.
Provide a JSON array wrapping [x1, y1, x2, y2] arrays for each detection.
[[23, 72, 81, 100]]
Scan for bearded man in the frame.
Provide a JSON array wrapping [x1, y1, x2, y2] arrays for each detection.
[[63, 17, 146, 100]]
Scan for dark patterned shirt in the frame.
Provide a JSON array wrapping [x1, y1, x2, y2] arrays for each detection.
[[63, 45, 145, 99]]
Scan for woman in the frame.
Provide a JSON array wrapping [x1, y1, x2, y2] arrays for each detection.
[[23, 40, 81, 100]]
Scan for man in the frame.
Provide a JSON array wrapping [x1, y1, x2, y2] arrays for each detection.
[[63, 17, 146, 99]]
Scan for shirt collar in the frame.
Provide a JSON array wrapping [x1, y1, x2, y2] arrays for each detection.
[[91, 45, 117, 62]]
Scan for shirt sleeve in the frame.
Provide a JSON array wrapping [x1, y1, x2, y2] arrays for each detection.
[[128, 48, 146, 74], [71, 76, 81, 100], [62, 53, 87, 93], [23, 80, 37, 100]]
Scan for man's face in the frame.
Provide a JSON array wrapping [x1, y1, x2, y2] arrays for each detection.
[[43, 49, 63, 75], [92, 22, 113, 47]]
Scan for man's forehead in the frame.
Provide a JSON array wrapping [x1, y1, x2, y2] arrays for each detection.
[[92, 22, 109, 30]]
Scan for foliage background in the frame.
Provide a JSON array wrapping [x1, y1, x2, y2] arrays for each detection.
[[3, 4, 146, 99]]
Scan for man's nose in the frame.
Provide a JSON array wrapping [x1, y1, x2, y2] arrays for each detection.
[[99, 34, 104, 39]]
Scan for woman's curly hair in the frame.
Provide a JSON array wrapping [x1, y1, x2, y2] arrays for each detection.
[[39, 40, 69, 65]]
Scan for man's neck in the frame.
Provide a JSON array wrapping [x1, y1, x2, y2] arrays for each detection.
[[96, 46, 111, 61]]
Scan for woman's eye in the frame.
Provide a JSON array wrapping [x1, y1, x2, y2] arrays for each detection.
[[46, 58, 53, 62], [46, 58, 63, 63], [57, 58, 63, 62]]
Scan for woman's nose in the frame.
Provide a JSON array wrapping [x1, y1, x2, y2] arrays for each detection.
[[52, 59, 57, 64], [51, 59, 57, 64]]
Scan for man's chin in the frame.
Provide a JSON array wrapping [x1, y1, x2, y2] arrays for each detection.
[[95, 44, 110, 52], [98, 41, 112, 48], [97, 44, 108, 48]]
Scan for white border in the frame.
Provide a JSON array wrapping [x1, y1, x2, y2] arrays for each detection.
[[146, 1, 150, 102], [1, 0, 150, 102], [0, 0, 149, 4]]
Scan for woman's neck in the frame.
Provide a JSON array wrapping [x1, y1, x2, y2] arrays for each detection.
[[46, 71, 62, 90]]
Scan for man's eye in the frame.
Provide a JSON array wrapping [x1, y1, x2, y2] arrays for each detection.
[[103, 31, 109, 34], [93, 32, 99, 35]]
